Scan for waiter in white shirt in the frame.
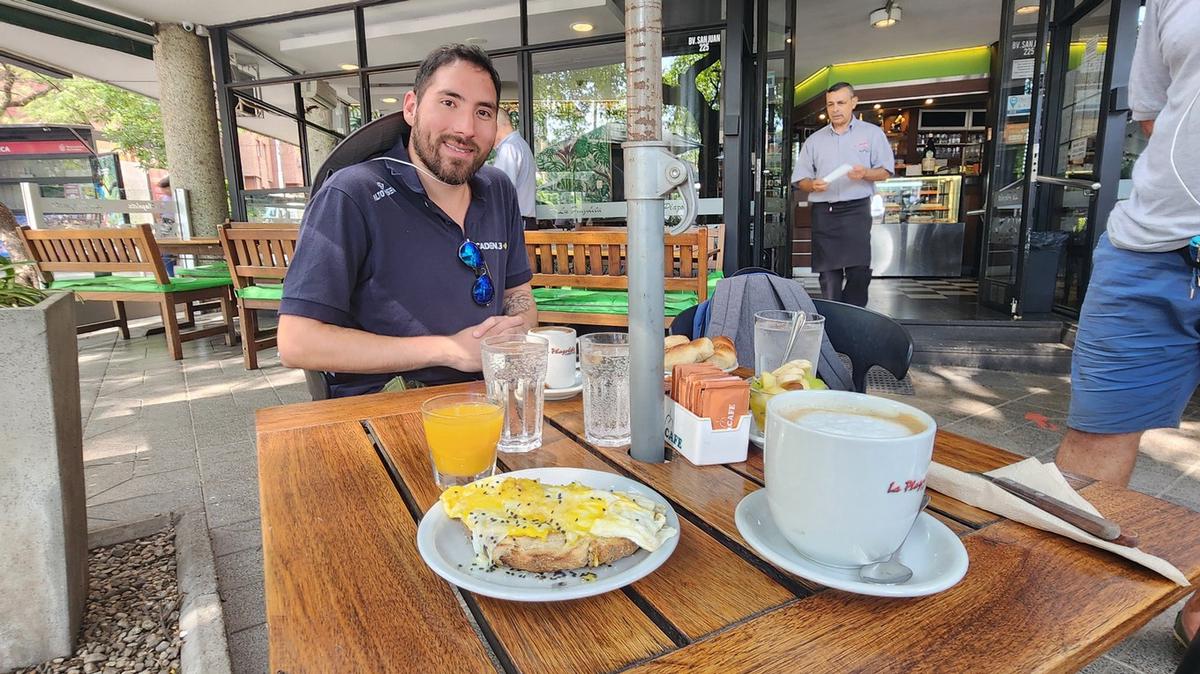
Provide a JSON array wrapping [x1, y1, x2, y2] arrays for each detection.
[[792, 82, 895, 306], [491, 108, 538, 229]]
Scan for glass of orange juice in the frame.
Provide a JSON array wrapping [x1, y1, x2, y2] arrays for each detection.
[[421, 393, 503, 489]]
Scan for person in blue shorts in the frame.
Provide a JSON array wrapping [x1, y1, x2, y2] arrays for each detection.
[[1053, 0, 1200, 646]]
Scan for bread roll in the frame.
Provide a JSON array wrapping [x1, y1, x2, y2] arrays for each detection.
[[664, 334, 690, 349], [665, 340, 705, 369], [692, 337, 715, 361], [707, 336, 737, 370], [493, 532, 640, 573]]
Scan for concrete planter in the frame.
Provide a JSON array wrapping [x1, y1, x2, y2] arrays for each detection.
[[0, 292, 88, 669]]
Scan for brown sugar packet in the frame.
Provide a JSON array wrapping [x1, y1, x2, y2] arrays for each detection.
[[689, 374, 741, 418], [697, 378, 749, 429], [677, 363, 723, 408], [671, 363, 718, 403]]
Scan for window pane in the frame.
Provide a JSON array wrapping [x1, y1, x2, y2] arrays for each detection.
[[228, 39, 292, 83], [368, 69, 415, 121], [531, 34, 722, 226], [231, 11, 358, 75], [299, 76, 362, 137], [236, 117, 302, 192], [528, 0, 723, 44], [305, 127, 341, 184], [232, 83, 300, 120], [364, 0, 520, 66]]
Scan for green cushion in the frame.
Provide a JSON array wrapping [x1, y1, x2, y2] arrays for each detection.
[[531, 271, 723, 317], [50, 275, 232, 294], [236, 283, 282, 301], [176, 261, 231, 279], [532, 288, 699, 316]]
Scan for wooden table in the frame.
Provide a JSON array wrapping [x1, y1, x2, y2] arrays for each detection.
[[256, 382, 1200, 673]]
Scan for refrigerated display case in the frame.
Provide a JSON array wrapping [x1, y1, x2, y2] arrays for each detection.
[[871, 174, 964, 277]]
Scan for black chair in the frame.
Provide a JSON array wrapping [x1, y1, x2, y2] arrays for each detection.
[[304, 370, 331, 401], [811, 298, 913, 394]]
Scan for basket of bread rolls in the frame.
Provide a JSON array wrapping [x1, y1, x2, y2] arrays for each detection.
[[664, 335, 737, 373]]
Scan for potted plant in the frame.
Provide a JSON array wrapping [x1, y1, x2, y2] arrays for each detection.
[[0, 203, 88, 669]]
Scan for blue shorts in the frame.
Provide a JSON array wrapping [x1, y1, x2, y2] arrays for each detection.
[[1068, 234, 1200, 434]]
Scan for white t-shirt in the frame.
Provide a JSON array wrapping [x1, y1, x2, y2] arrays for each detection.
[[1105, 0, 1200, 252], [491, 132, 536, 218]]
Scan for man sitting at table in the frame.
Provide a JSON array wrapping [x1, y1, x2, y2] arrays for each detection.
[[277, 44, 537, 397]]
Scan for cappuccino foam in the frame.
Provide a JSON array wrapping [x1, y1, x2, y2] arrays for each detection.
[[783, 406, 925, 439]]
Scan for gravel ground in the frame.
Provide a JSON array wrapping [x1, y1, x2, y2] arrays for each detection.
[[12, 528, 183, 674]]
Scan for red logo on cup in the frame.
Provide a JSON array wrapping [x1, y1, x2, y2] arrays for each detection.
[[886, 478, 926, 494]]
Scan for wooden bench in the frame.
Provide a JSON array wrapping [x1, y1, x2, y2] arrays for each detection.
[[217, 222, 300, 370], [18, 224, 236, 360], [525, 227, 710, 327]]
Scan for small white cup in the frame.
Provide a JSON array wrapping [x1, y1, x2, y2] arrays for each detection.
[[529, 326, 577, 389], [764, 390, 935, 568]]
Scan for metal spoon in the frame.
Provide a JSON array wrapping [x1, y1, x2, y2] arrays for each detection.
[[777, 311, 807, 371], [859, 492, 932, 585]]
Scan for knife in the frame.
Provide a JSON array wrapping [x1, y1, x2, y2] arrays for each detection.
[[975, 473, 1140, 548]]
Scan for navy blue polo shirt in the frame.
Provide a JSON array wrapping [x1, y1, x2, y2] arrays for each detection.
[[280, 133, 533, 397]]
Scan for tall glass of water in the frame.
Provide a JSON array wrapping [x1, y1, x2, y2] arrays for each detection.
[[579, 332, 631, 447], [753, 310, 826, 375], [481, 333, 549, 453]]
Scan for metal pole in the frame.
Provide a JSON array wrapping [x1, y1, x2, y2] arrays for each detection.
[[624, 0, 666, 463]]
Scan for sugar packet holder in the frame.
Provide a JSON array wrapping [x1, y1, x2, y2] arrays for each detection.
[[664, 395, 751, 466]]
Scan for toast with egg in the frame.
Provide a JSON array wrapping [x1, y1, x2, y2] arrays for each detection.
[[440, 477, 677, 573]]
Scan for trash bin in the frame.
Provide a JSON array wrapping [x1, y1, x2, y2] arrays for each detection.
[[1022, 230, 1071, 313]]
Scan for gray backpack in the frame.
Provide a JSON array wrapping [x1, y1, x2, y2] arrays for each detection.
[[705, 274, 853, 391]]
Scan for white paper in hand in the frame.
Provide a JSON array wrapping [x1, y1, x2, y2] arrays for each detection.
[[821, 163, 854, 184]]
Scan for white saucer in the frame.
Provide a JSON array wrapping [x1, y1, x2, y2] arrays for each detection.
[[734, 489, 968, 598], [544, 369, 583, 400], [416, 467, 680, 602]]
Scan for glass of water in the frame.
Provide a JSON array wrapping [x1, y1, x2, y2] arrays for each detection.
[[579, 332, 631, 447], [753, 310, 826, 376], [481, 333, 549, 453]]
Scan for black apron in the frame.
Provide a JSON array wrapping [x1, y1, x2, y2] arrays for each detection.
[[810, 197, 872, 272]]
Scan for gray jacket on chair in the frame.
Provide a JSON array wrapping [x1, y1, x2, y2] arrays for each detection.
[[705, 274, 853, 391]]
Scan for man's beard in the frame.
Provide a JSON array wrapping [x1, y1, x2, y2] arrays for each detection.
[[410, 123, 486, 185]]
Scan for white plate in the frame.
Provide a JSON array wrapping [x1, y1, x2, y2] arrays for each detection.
[[544, 368, 583, 401], [734, 489, 968, 598], [416, 467, 680, 602]]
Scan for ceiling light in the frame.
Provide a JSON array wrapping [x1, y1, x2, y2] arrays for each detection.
[[381, 96, 398, 104], [819, 113, 826, 120], [1015, 0, 1040, 15], [870, 2, 901, 28], [873, 103, 882, 109], [925, 98, 935, 105], [570, 22, 594, 33], [339, 63, 358, 71], [466, 37, 488, 46]]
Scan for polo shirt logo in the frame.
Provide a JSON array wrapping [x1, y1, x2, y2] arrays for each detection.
[[476, 241, 508, 251], [372, 181, 397, 202]]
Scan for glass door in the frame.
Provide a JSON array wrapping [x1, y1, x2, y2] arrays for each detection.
[[1030, 1, 1111, 313], [1031, 0, 1141, 314], [978, 0, 1051, 314], [753, 0, 795, 276]]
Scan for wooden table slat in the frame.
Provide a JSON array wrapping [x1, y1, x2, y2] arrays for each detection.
[[627, 482, 1200, 674], [258, 422, 496, 673], [365, 413, 676, 674]]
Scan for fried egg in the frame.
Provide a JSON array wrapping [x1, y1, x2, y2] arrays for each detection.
[[439, 476, 677, 567]]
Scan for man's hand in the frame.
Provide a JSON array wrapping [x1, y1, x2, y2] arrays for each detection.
[[809, 179, 829, 193], [848, 165, 867, 180], [444, 315, 527, 372]]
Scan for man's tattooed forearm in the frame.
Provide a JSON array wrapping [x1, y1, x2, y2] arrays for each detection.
[[504, 288, 535, 316]]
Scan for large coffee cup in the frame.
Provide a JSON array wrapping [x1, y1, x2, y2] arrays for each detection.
[[764, 390, 935, 568]]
